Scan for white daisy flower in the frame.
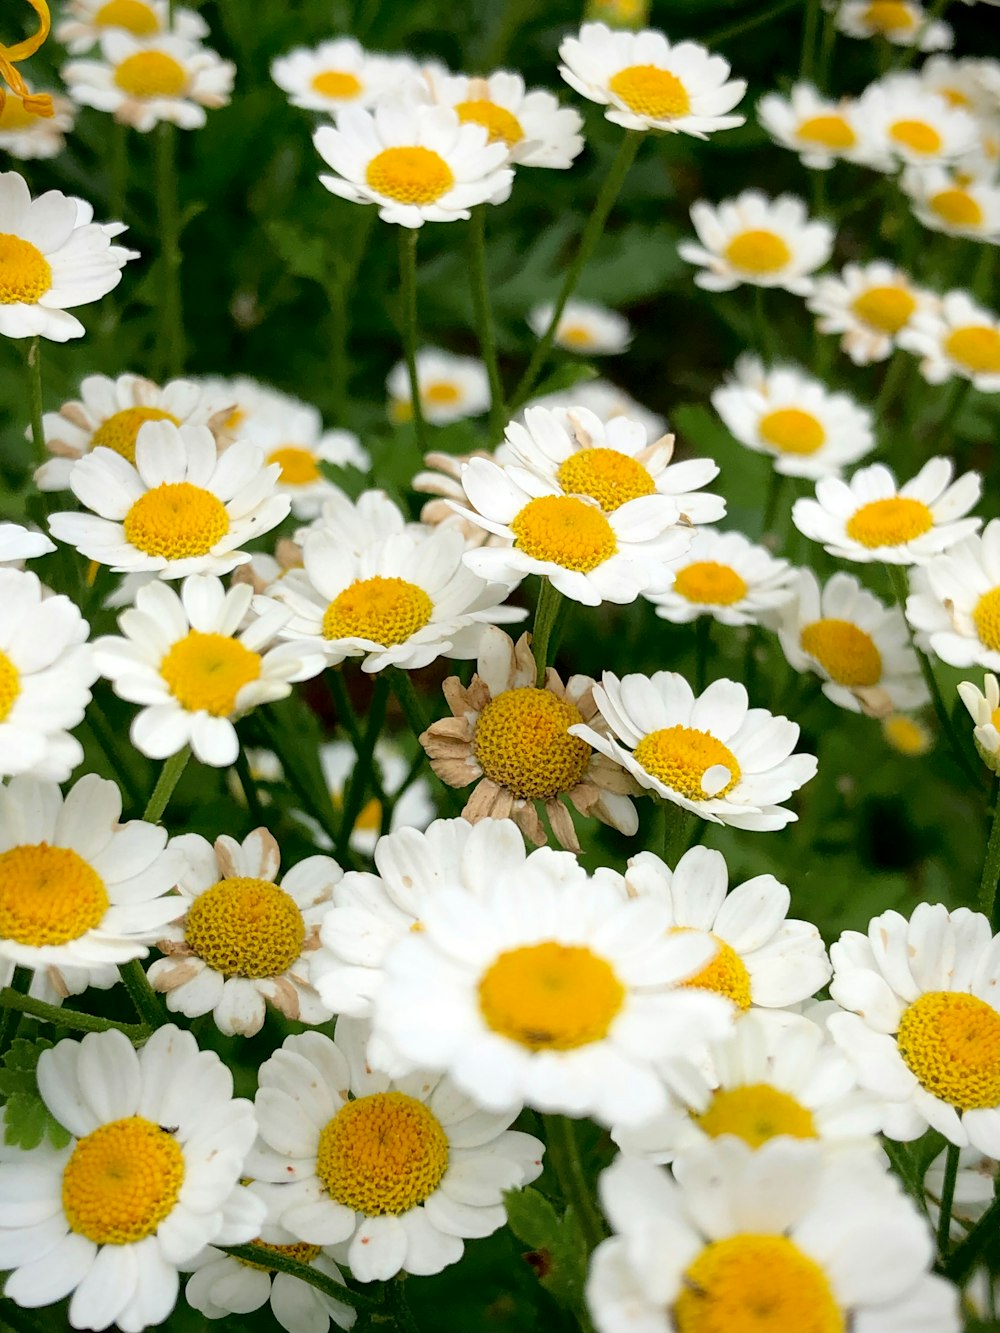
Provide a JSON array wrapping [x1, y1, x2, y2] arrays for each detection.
[[0, 523, 55, 566], [523, 377, 666, 441], [294, 484, 412, 558], [678, 190, 833, 295], [56, 0, 208, 56], [858, 75, 979, 166], [901, 163, 1000, 241], [572, 672, 818, 831], [316, 738, 435, 857], [248, 1017, 544, 1280], [426, 70, 584, 169], [906, 520, 1000, 669], [0, 1026, 264, 1333], [386, 348, 490, 425], [711, 354, 876, 478], [271, 38, 412, 113], [648, 528, 797, 627], [828, 902, 1000, 1153], [775, 568, 927, 717], [898, 289, 1000, 390], [0, 87, 75, 160], [957, 672, 1000, 773], [94, 575, 324, 767], [834, 0, 953, 50], [49, 421, 290, 580], [756, 82, 889, 170], [918, 54, 1000, 116], [528, 299, 631, 354], [63, 32, 235, 132], [807, 260, 938, 364], [558, 22, 746, 137]]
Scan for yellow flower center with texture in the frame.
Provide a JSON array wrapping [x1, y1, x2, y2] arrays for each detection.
[[310, 69, 363, 100], [863, 0, 915, 29], [114, 50, 189, 98], [0, 844, 108, 947], [0, 96, 37, 131], [62, 1116, 184, 1245], [850, 284, 915, 333], [973, 588, 1000, 652], [889, 119, 943, 156], [365, 147, 455, 205], [608, 65, 690, 119], [123, 482, 229, 560], [479, 942, 625, 1050], [679, 933, 752, 1010], [675, 1234, 844, 1333], [316, 1092, 449, 1215], [800, 619, 882, 688], [267, 445, 321, 486], [845, 496, 934, 548], [160, 631, 261, 716], [511, 495, 617, 572], [95, 0, 159, 34], [322, 576, 433, 647], [724, 230, 792, 276], [473, 687, 591, 800], [945, 325, 1000, 375], [555, 448, 655, 513], [184, 876, 305, 979], [0, 649, 20, 724], [930, 188, 984, 228], [632, 726, 741, 801], [695, 1084, 817, 1148], [423, 380, 462, 406], [0, 233, 52, 305], [240, 1240, 323, 1273], [674, 561, 749, 607], [896, 991, 1000, 1110], [560, 323, 595, 348], [883, 714, 931, 756], [90, 407, 180, 464], [455, 99, 524, 147], [796, 114, 856, 149], [758, 407, 826, 456]]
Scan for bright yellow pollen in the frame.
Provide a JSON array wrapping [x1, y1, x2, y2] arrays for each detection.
[[0, 96, 38, 131], [973, 588, 1000, 653], [310, 69, 363, 100], [800, 619, 882, 687], [695, 1084, 817, 1147], [724, 230, 792, 276], [322, 575, 433, 646], [673, 561, 749, 607], [91, 407, 179, 465], [113, 50, 189, 98], [63, 1117, 184, 1245], [123, 482, 229, 560], [365, 147, 455, 205], [267, 445, 321, 486], [555, 448, 656, 513], [239, 1239, 323, 1272], [890, 119, 943, 155], [479, 942, 625, 1050], [95, 0, 160, 34], [945, 325, 1000, 375], [680, 934, 752, 1010], [160, 631, 261, 716], [632, 726, 741, 801], [882, 713, 931, 756], [897, 991, 1000, 1110], [0, 234, 52, 305], [796, 114, 856, 149], [758, 407, 826, 456], [608, 64, 690, 119], [184, 877, 305, 979], [0, 649, 20, 724], [845, 496, 934, 548], [0, 844, 108, 947], [559, 323, 595, 347], [930, 188, 984, 228], [863, 0, 915, 29], [850, 285, 916, 334], [423, 380, 462, 405], [675, 1234, 845, 1333], [473, 687, 591, 799], [316, 1092, 449, 1215], [510, 495, 617, 572], [454, 99, 524, 147]]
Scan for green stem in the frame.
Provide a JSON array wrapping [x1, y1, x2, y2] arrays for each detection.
[[659, 800, 696, 868], [336, 676, 390, 855], [110, 121, 128, 221], [85, 697, 144, 800], [936, 1142, 960, 1258], [971, 242, 994, 300], [255, 711, 340, 847], [753, 285, 775, 364], [0, 987, 149, 1041], [0, 968, 31, 1060], [325, 276, 349, 424], [703, 0, 801, 43], [945, 1194, 1000, 1282], [694, 616, 711, 694], [468, 205, 506, 443], [327, 668, 365, 752], [398, 227, 428, 454], [761, 468, 786, 539], [816, 8, 837, 91], [118, 959, 167, 1029], [542, 1114, 605, 1254], [155, 122, 184, 379], [531, 579, 563, 685], [24, 336, 44, 467], [233, 741, 266, 828], [882, 1138, 925, 1206], [391, 667, 428, 740], [388, 1277, 421, 1333], [979, 780, 1000, 922], [219, 1245, 381, 1313], [873, 348, 908, 419], [928, 378, 971, 454], [142, 745, 190, 823], [800, 0, 821, 80]]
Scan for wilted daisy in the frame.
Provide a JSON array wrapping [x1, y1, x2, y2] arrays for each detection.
[[757, 82, 887, 169], [0, 1026, 263, 1332], [0, 87, 75, 159], [524, 377, 666, 440], [906, 521, 1000, 669], [711, 355, 876, 477], [412, 447, 511, 543], [882, 711, 934, 755], [648, 528, 797, 626], [901, 163, 1000, 241], [249, 1017, 544, 1280], [558, 22, 746, 137], [958, 673, 1000, 772], [835, 0, 953, 50], [0, 523, 54, 567], [271, 38, 411, 113], [426, 70, 584, 168], [678, 190, 833, 294], [528, 299, 631, 354], [808, 260, 938, 364], [776, 569, 927, 717], [56, 0, 208, 56], [386, 348, 490, 425], [898, 290, 1000, 390], [572, 672, 817, 830], [859, 76, 978, 165]]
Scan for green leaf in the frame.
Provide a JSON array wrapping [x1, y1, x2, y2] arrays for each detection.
[[504, 1188, 589, 1310], [0, 1037, 71, 1151], [504, 1185, 561, 1249], [265, 219, 332, 286]]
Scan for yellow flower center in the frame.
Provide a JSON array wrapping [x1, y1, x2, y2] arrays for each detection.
[[844, 496, 934, 548], [897, 991, 1000, 1110], [184, 876, 306, 979], [889, 119, 943, 155], [930, 188, 984, 228], [510, 495, 617, 572], [945, 325, 1000, 375], [159, 630, 262, 716], [0, 844, 109, 947], [800, 619, 882, 687], [479, 942, 625, 1050], [632, 726, 741, 801], [266, 445, 321, 486], [62, 1116, 184, 1245], [679, 933, 752, 1010], [0, 649, 20, 723], [695, 1083, 817, 1148], [123, 482, 230, 560], [675, 1234, 844, 1333], [95, 0, 160, 34], [113, 50, 189, 98], [473, 686, 591, 800], [555, 448, 656, 513], [224, 406, 246, 433], [454, 99, 524, 147], [850, 284, 916, 333], [0, 233, 52, 305], [310, 69, 363, 100], [354, 796, 382, 832], [673, 561, 749, 607], [608, 64, 691, 119], [974, 587, 1000, 652], [239, 1239, 323, 1272], [0, 95, 38, 131], [863, 0, 915, 30], [322, 575, 433, 646], [796, 114, 856, 149], [758, 407, 826, 456], [90, 406, 180, 465], [559, 323, 595, 347], [882, 713, 931, 756], [365, 146, 455, 205], [724, 230, 793, 276], [316, 1092, 449, 1215], [423, 380, 462, 405]]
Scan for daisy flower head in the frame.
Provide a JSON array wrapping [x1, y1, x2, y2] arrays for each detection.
[[900, 163, 1000, 241], [572, 672, 818, 830], [0, 87, 75, 159], [0, 523, 55, 567], [296, 484, 412, 560], [386, 348, 490, 425], [420, 626, 639, 852], [757, 82, 889, 170], [957, 673, 1000, 773], [0, 1025, 264, 1333], [271, 37, 412, 114], [55, 0, 208, 56], [858, 75, 979, 166], [807, 260, 938, 364], [528, 299, 631, 354], [647, 528, 798, 627], [906, 520, 1000, 669], [918, 54, 1000, 118], [881, 711, 933, 755], [834, 0, 953, 50], [48, 420, 291, 580], [426, 70, 584, 169], [678, 190, 834, 295], [898, 290, 1000, 390], [249, 1016, 544, 1280], [558, 22, 746, 138], [523, 377, 666, 441]]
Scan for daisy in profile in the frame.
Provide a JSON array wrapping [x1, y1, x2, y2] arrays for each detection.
[[558, 22, 746, 137], [311, 738, 434, 857], [56, 0, 207, 55], [0, 87, 75, 159], [648, 528, 797, 626], [906, 521, 1000, 669], [271, 37, 411, 113], [386, 348, 490, 425], [808, 260, 938, 364], [834, 0, 953, 49], [901, 164, 1000, 241], [427, 70, 584, 169], [859, 76, 978, 166], [0, 523, 54, 566], [898, 290, 1000, 390], [776, 569, 926, 717], [571, 672, 817, 830], [249, 1017, 544, 1280], [678, 190, 833, 295], [0, 1026, 263, 1332], [757, 82, 888, 170], [957, 673, 1000, 772], [918, 53, 999, 115], [528, 299, 631, 354]]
